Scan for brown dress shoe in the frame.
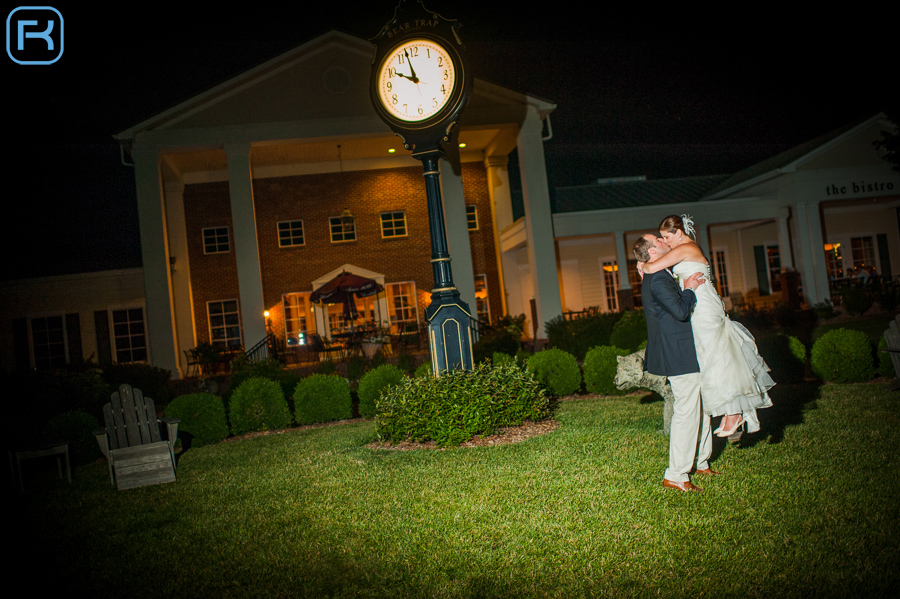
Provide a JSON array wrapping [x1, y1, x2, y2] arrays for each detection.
[[694, 468, 721, 475], [663, 479, 703, 492]]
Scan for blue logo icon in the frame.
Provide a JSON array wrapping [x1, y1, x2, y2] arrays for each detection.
[[6, 6, 63, 65]]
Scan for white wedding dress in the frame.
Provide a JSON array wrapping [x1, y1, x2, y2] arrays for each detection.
[[672, 261, 774, 432]]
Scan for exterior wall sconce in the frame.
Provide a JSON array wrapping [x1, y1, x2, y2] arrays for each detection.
[[340, 209, 355, 233]]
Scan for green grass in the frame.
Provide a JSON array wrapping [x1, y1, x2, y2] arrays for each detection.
[[12, 382, 900, 598]]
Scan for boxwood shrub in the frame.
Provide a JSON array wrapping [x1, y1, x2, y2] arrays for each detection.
[[583, 345, 631, 395], [526, 348, 582, 397], [609, 310, 647, 352], [545, 308, 623, 360], [811, 328, 875, 383], [293, 374, 352, 425], [358, 364, 405, 418], [757, 334, 807, 384], [375, 362, 550, 447], [164, 392, 228, 447], [228, 377, 292, 436]]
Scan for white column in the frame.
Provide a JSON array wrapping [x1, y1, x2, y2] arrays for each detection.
[[224, 143, 267, 348], [795, 202, 830, 305], [485, 155, 511, 315], [439, 161, 477, 318], [517, 104, 562, 338], [614, 231, 631, 290], [132, 146, 182, 377], [777, 207, 794, 270], [164, 180, 197, 373], [696, 225, 711, 258]]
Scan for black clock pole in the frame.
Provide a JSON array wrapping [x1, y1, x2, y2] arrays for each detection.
[[417, 148, 474, 373], [370, 0, 475, 374]]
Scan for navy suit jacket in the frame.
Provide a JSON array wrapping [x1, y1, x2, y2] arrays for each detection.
[[642, 269, 700, 377]]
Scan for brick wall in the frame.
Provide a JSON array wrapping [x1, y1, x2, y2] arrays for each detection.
[[182, 162, 503, 345]]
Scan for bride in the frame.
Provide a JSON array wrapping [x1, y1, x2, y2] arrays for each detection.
[[639, 214, 774, 436]]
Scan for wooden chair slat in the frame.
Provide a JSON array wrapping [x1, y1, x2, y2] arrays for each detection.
[[94, 384, 180, 490]]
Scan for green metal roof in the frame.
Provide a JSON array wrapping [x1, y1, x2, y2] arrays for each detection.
[[552, 175, 731, 213]]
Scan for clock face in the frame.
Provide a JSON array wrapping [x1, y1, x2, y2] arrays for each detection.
[[376, 38, 458, 123]]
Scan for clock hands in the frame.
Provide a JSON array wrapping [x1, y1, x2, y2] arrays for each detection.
[[403, 49, 420, 84]]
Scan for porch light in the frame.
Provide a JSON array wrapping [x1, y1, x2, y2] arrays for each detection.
[[340, 209, 355, 233]]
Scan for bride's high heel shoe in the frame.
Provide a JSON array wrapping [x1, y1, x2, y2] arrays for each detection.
[[715, 415, 744, 438]]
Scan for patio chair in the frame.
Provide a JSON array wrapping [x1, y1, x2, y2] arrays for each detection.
[[883, 315, 900, 391], [94, 384, 179, 490]]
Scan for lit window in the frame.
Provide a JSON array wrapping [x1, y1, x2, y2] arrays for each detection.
[[329, 216, 356, 242], [31, 316, 66, 370], [466, 205, 478, 231], [203, 227, 230, 254], [474, 275, 490, 322], [713, 250, 729, 297], [851, 236, 875, 268], [112, 308, 147, 363], [387, 282, 419, 333], [283, 293, 314, 346], [380, 211, 407, 238], [278, 220, 305, 247], [602, 261, 619, 311], [208, 300, 242, 348]]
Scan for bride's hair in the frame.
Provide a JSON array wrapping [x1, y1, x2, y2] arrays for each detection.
[[659, 214, 696, 241]]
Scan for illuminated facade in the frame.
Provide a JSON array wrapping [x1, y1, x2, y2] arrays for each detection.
[[552, 114, 900, 314], [112, 31, 561, 377]]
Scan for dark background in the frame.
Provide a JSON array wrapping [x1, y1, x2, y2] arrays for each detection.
[[2, 2, 892, 281]]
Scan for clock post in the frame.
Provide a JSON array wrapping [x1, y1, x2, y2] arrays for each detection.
[[370, 0, 475, 374]]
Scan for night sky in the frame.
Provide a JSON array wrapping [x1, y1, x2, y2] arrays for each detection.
[[3, 2, 892, 281]]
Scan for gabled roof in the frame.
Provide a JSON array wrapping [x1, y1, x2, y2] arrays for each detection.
[[552, 175, 731, 214], [703, 112, 888, 199]]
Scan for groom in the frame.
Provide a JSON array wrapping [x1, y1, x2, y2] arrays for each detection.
[[633, 234, 715, 492]]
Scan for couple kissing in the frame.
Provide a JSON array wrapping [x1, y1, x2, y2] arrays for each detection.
[[633, 215, 775, 492]]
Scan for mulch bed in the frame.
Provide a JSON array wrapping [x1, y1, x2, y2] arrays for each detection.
[[367, 419, 560, 451]]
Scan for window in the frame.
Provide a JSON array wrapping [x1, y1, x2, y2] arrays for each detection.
[[31, 316, 66, 370], [473, 275, 490, 323], [329, 216, 356, 242], [208, 300, 242, 348], [387, 282, 419, 333], [283, 293, 314, 346], [602, 261, 619, 311], [825, 242, 844, 279], [380, 211, 407, 238], [851, 236, 875, 268], [466, 204, 478, 230], [278, 220, 304, 247], [753, 245, 781, 295], [626, 259, 643, 308], [112, 308, 147, 363], [202, 227, 230, 254], [767, 246, 782, 293], [713, 250, 729, 297]]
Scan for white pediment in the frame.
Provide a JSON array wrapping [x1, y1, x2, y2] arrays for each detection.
[[796, 115, 896, 171], [118, 31, 380, 137]]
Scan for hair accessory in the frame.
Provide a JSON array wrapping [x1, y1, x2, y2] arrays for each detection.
[[681, 214, 695, 238]]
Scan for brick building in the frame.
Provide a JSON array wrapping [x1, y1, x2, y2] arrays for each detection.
[[113, 30, 561, 377]]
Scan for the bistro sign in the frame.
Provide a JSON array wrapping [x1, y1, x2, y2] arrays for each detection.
[[825, 179, 895, 197]]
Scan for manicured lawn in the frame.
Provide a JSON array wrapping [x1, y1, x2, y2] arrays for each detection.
[[12, 382, 900, 598]]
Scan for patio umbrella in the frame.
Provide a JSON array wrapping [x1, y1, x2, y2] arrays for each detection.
[[310, 271, 384, 323]]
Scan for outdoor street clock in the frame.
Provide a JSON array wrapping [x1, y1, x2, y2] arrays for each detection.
[[370, 0, 472, 152], [374, 38, 458, 124], [370, 0, 475, 374]]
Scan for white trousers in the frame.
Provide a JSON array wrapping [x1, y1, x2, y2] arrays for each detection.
[[664, 372, 712, 482]]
